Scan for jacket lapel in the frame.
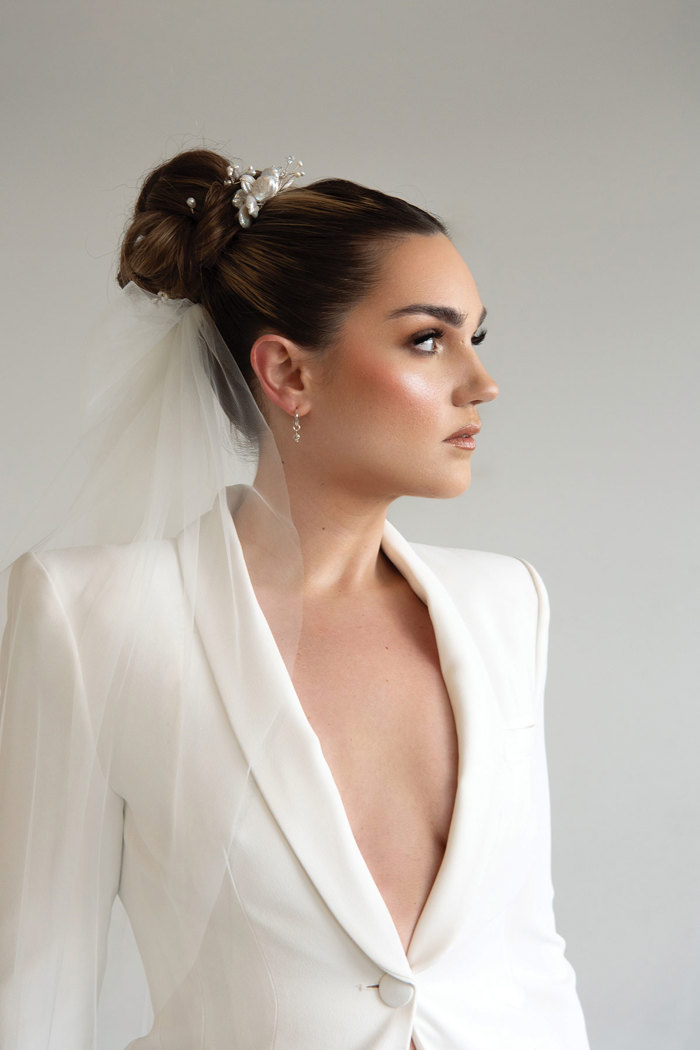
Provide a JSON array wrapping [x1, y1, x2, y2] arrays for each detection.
[[180, 497, 507, 978], [178, 494, 409, 978], [379, 521, 506, 971]]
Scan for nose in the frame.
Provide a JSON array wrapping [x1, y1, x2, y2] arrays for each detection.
[[453, 348, 499, 406]]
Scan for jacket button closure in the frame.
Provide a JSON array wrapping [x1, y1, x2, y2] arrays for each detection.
[[378, 973, 415, 1008]]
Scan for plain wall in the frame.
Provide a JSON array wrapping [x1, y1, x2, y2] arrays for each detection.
[[1, 1, 698, 1047]]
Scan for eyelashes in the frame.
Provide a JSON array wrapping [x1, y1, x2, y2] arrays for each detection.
[[410, 331, 442, 354], [471, 323, 488, 346], [410, 324, 488, 355]]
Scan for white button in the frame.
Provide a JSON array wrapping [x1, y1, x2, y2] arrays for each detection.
[[378, 973, 415, 1008]]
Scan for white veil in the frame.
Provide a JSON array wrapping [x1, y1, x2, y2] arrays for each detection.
[[0, 281, 304, 1047]]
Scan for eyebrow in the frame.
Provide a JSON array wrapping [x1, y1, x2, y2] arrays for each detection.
[[385, 303, 487, 328]]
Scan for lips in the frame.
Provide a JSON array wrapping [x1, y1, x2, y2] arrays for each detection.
[[444, 423, 481, 441]]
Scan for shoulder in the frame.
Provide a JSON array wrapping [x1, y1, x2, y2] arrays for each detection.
[[7, 497, 233, 617], [404, 539, 552, 719], [8, 539, 181, 625], [408, 539, 548, 624], [409, 540, 534, 584]]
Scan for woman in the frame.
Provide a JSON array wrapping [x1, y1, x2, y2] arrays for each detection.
[[0, 149, 590, 1049]]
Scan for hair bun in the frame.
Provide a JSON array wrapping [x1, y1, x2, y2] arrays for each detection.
[[191, 179, 242, 271], [117, 149, 241, 300]]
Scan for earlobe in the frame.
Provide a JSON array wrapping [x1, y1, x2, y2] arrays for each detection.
[[249, 333, 311, 416]]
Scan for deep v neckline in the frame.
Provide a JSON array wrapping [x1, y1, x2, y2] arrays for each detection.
[[193, 490, 504, 974], [224, 499, 466, 964], [285, 543, 459, 958]]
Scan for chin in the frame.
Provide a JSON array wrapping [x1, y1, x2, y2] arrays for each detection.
[[403, 465, 473, 501], [430, 480, 473, 500]]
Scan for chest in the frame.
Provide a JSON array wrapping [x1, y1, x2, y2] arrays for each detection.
[[291, 583, 459, 952]]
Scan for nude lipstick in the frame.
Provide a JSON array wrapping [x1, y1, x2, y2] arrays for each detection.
[[444, 424, 480, 449]]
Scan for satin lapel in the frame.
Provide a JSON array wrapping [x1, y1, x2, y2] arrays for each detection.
[[177, 499, 410, 979], [380, 520, 506, 972]]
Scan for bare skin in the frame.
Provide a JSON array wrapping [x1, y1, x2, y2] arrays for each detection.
[[293, 549, 459, 956], [236, 232, 498, 1045]]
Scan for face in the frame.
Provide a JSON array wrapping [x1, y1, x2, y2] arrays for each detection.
[[301, 232, 499, 502]]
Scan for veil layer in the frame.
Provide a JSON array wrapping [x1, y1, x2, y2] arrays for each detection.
[[0, 283, 303, 1048]]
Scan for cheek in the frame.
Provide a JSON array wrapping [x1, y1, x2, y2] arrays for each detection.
[[340, 358, 445, 430]]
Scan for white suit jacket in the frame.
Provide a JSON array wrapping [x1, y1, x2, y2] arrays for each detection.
[[0, 503, 590, 1050]]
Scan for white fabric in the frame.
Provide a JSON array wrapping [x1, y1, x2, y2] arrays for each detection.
[[0, 283, 305, 1049], [1, 499, 591, 1049]]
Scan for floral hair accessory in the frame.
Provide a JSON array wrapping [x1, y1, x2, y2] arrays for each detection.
[[224, 156, 305, 228]]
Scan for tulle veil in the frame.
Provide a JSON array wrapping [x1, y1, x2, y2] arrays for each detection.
[[0, 281, 304, 1047]]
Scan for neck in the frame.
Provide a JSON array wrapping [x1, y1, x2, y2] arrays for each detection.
[[287, 486, 393, 596], [233, 440, 397, 599]]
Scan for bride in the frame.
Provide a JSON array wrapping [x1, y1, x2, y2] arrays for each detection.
[[0, 148, 590, 1049]]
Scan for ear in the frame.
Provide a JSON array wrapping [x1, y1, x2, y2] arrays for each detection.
[[249, 333, 314, 416]]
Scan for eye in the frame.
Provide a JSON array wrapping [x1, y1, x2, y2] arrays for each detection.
[[410, 328, 443, 355], [471, 323, 488, 346]]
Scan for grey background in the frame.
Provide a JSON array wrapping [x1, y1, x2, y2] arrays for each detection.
[[2, 1, 698, 1047]]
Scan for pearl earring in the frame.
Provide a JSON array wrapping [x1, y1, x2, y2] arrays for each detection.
[[292, 411, 301, 443]]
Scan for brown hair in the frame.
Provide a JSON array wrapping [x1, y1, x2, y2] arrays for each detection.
[[118, 149, 448, 396]]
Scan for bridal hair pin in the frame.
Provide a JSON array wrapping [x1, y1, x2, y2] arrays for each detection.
[[223, 155, 305, 228]]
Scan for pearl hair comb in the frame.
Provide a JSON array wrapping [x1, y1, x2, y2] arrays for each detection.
[[223, 155, 305, 228]]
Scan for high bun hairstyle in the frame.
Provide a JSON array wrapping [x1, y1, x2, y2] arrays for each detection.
[[118, 148, 448, 398]]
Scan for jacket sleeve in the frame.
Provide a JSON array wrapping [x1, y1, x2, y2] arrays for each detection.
[[506, 559, 591, 1050], [0, 552, 124, 1049]]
